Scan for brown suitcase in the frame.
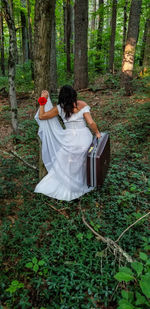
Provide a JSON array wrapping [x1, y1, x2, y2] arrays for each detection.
[[87, 133, 110, 187]]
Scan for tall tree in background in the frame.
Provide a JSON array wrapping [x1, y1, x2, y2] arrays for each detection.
[[0, 7, 5, 75], [74, 0, 88, 90], [122, 0, 128, 52], [95, 0, 104, 72], [2, 0, 18, 134], [121, 0, 142, 95], [109, 0, 117, 73], [143, 17, 150, 70], [34, 0, 55, 97], [27, 0, 34, 78], [20, 0, 28, 63], [50, 1, 57, 93], [91, 0, 96, 31], [63, 0, 72, 75]]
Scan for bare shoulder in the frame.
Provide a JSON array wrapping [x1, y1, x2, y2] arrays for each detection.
[[77, 100, 87, 109]]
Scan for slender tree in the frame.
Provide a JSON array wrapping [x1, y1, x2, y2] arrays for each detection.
[[139, 17, 149, 67], [95, 0, 104, 72], [91, 0, 96, 31], [121, 0, 142, 95], [74, 0, 88, 90], [0, 8, 5, 75], [122, 0, 128, 53], [50, 1, 57, 93], [26, 0, 34, 78], [143, 18, 150, 70], [2, 0, 18, 134], [109, 0, 117, 73], [20, 0, 28, 63]]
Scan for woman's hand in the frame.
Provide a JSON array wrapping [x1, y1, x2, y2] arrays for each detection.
[[96, 132, 101, 139], [41, 90, 49, 99]]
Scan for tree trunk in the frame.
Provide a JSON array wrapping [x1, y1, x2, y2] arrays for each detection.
[[50, 1, 57, 93], [20, 0, 28, 63], [74, 0, 88, 90], [109, 0, 117, 73], [63, 0, 67, 52], [143, 18, 150, 69], [95, 0, 104, 72], [34, 0, 55, 179], [34, 0, 55, 97], [2, 0, 18, 134], [121, 0, 142, 95], [139, 18, 149, 67], [91, 0, 96, 31], [26, 0, 34, 78], [0, 9, 5, 75], [122, 0, 128, 53], [66, 0, 71, 75]]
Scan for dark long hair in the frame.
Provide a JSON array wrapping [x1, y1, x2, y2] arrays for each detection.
[[58, 85, 77, 119]]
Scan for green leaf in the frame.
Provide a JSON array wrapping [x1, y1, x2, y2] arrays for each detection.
[[135, 292, 147, 305], [33, 264, 39, 272], [38, 260, 45, 266], [25, 262, 33, 269], [140, 275, 150, 298], [139, 252, 148, 262], [114, 272, 134, 282], [131, 261, 143, 276], [121, 290, 134, 301], [119, 267, 134, 275], [76, 233, 83, 240], [32, 257, 38, 264], [86, 231, 93, 239], [118, 299, 134, 309]]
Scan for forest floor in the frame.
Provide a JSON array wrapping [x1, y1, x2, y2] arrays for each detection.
[[0, 75, 150, 309]]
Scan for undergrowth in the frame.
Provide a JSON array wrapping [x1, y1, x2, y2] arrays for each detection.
[[0, 78, 150, 308]]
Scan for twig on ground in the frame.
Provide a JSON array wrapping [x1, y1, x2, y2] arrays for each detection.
[[115, 211, 150, 243], [45, 202, 69, 218], [79, 203, 133, 263], [0, 149, 38, 171]]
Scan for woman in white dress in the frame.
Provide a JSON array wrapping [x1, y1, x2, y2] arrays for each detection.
[[34, 85, 101, 201]]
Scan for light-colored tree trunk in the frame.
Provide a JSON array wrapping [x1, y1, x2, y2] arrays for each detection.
[[91, 0, 96, 31], [34, 0, 55, 179], [2, 0, 18, 134], [0, 9, 5, 75], [121, 0, 142, 95], [74, 0, 88, 90], [109, 0, 117, 73]]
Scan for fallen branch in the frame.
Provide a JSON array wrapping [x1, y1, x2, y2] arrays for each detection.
[[45, 202, 69, 218], [116, 211, 150, 243], [81, 211, 133, 263], [0, 149, 38, 171]]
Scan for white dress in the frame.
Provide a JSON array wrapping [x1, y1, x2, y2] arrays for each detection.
[[34, 97, 94, 201]]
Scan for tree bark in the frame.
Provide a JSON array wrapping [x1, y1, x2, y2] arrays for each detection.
[[95, 0, 104, 72], [91, 0, 96, 31], [74, 0, 88, 90], [26, 0, 34, 78], [34, 0, 55, 98], [121, 0, 142, 95], [139, 17, 149, 67], [2, 0, 18, 134], [50, 1, 57, 93], [122, 0, 128, 53], [143, 18, 150, 69], [66, 0, 71, 75], [0, 9, 5, 75], [109, 0, 117, 73], [34, 0, 55, 179], [20, 0, 28, 63]]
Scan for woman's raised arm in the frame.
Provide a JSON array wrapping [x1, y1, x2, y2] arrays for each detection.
[[39, 105, 58, 120]]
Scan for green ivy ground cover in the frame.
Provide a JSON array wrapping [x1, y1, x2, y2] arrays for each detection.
[[0, 77, 150, 308]]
